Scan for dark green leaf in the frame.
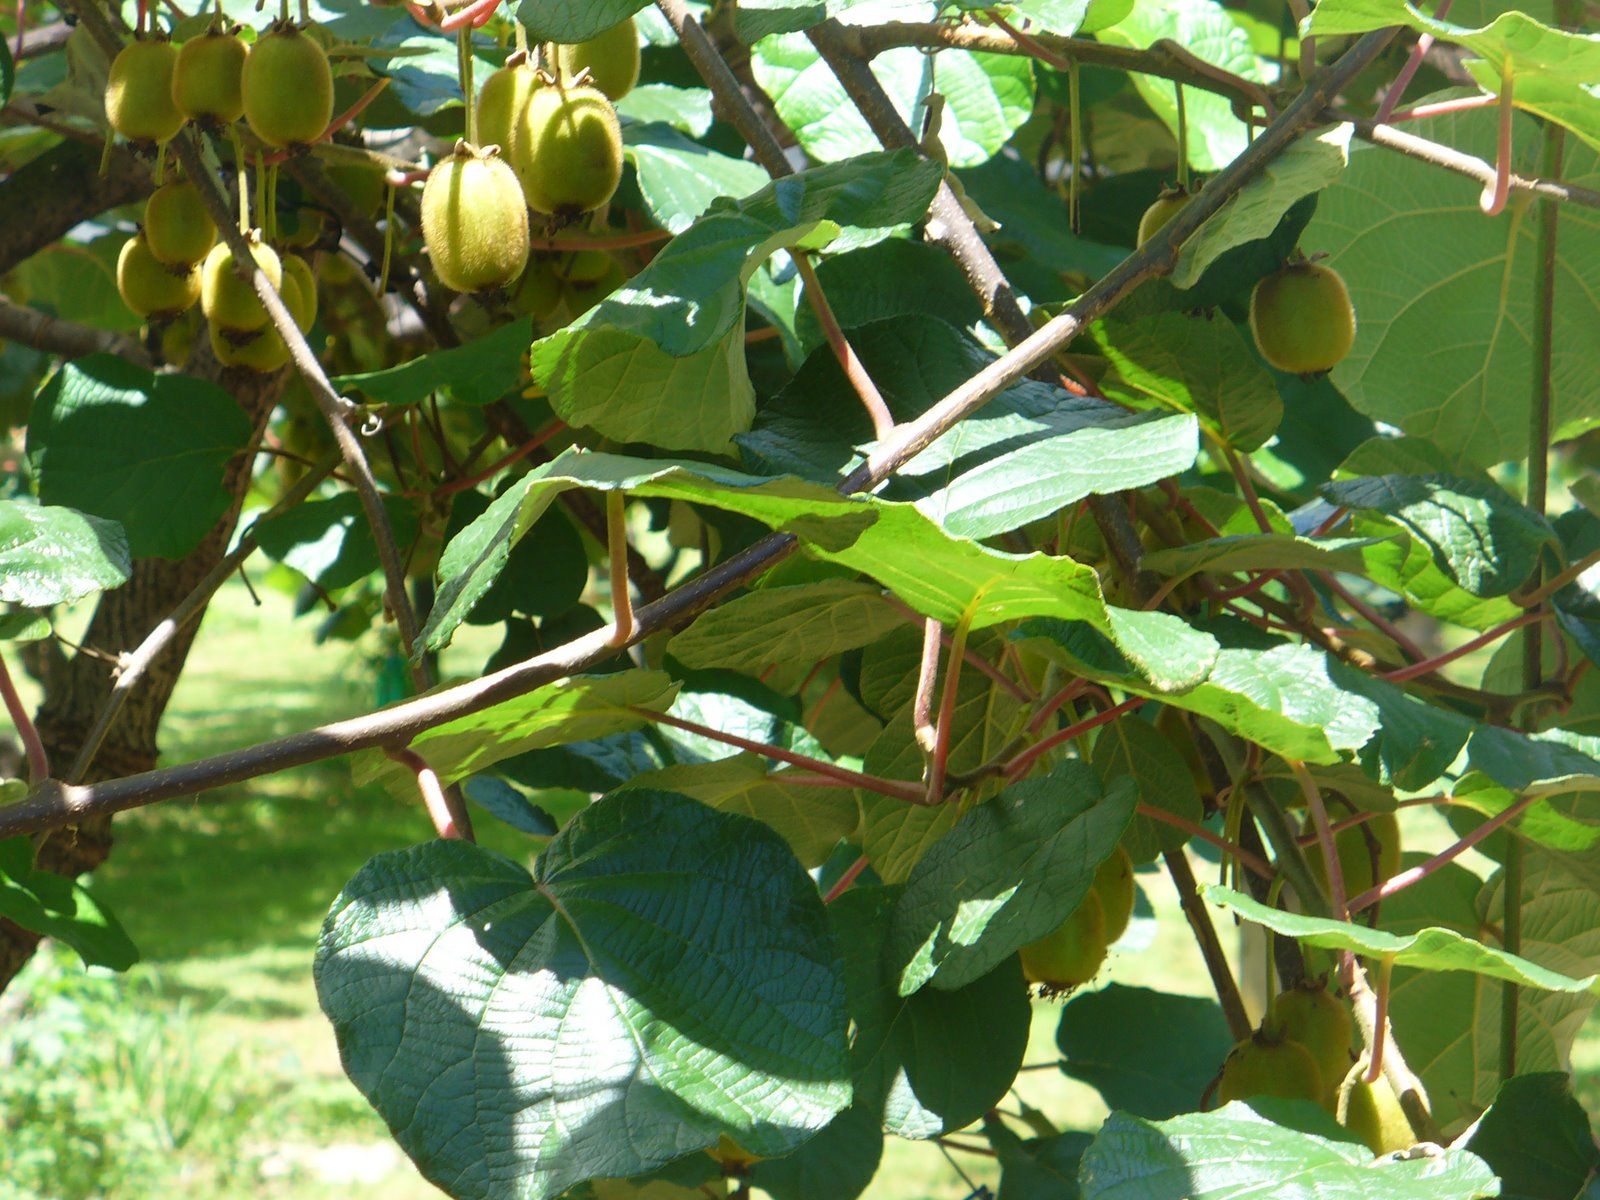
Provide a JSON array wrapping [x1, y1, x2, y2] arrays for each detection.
[[500, 732, 664, 794], [0, 612, 50, 641], [315, 792, 850, 1200], [1059, 986, 1234, 1120], [887, 763, 1136, 995], [460, 775, 557, 837], [29, 357, 252, 559], [623, 123, 770, 235], [256, 493, 420, 592], [793, 240, 984, 354], [1467, 1072, 1600, 1200], [992, 1121, 1092, 1200], [1091, 716, 1202, 861], [0, 843, 138, 970], [0, 500, 129, 606], [667, 580, 904, 674], [334, 317, 532, 408], [751, 1103, 882, 1200], [514, 0, 648, 42]]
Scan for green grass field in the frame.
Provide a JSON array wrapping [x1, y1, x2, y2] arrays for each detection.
[[2, 581, 1596, 1198]]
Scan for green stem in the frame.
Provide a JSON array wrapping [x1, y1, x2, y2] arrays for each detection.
[[1175, 82, 1189, 190], [1068, 57, 1082, 234], [458, 27, 477, 146]]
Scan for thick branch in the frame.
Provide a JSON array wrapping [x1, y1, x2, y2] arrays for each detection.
[[1353, 118, 1600, 210], [0, 297, 153, 366], [0, 138, 150, 277]]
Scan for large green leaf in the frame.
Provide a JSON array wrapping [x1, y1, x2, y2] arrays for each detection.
[[1057, 985, 1234, 1120], [512, 0, 649, 42], [0, 838, 138, 970], [832, 886, 1030, 1139], [1091, 714, 1203, 862], [1140, 533, 1380, 581], [1079, 1105, 1499, 1199], [333, 318, 532, 408], [28, 356, 253, 560], [752, 20, 1036, 168], [623, 123, 772, 235], [1094, 0, 1268, 173], [1307, 1, 1600, 150], [1202, 883, 1600, 994], [667, 580, 904, 675], [426, 450, 1219, 691], [0, 500, 129, 606], [315, 791, 850, 1200], [529, 150, 944, 453], [352, 670, 680, 790], [255, 493, 421, 592], [1323, 473, 1555, 598], [886, 763, 1136, 995], [1305, 106, 1600, 467], [1467, 1073, 1600, 1200]]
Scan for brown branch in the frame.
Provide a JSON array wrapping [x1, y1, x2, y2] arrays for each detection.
[[0, 297, 154, 367], [1165, 849, 1253, 1041], [1351, 118, 1600, 209]]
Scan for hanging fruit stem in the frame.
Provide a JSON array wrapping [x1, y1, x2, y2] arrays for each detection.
[[457, 26, 478, 147]]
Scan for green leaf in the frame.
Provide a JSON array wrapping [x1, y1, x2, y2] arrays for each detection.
[[619, 755, 859, 868], [623, 123, 772, 235], [0, 34, 14, 107], [886, 763, 1136, 995], [1329, 661, 1474, 792], [351, 670, 680, 790], [1352, 511, 1523, 632], [1140, 533, 1380, 581], [1467, 1073, 1600, 1200], [1079, 1105, 1499, 1199], [333, 317, 532, 408], [1093, 313, 1282, 452], [1305, 106, 1600, 466], [0, 612, 51, 642], [29, 356, 253, 560], [1056, 985, 1234, 1120], [1094, 0, 1268, 173], [751, 32, 1036, 169], [1202, 883, 1600, 993], [255, 493, 420, 592], [668, 580, 905, 675], [0, 499, 129, 606], [0, 839, 138, 970], [793, 240, 984, 356], [750, 1103, 883, 1200], [735, 0, 831, 42], [991, 1123, 1092, 1200], [614, 84, 714, 137], [1467, 724, 1600, 799], [1172, 126, 1352, 288], [442, 491, 587, 625], [530, 150, 944, 453], [11, 230, 137, 335], [315, 791, 850, 1200], [1323, 473, 1555, 598], [1306, 2, 1600, 151], [1091, 715, 1202, 862], [512, 0, 649, 42], [832, 886, 1030, 1139]]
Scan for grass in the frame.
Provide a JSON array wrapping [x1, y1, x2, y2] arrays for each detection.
[[2, 581, 1598, 1198]]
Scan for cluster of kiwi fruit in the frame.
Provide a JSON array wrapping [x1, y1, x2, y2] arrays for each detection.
[[1135, 187, 1357, 376], [1016, 844, 1134, 994], [1215, 980, 1413, 1156], [420, 17, 636, 299]]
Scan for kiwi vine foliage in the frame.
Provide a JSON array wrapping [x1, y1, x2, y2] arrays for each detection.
[[3, 0, 1600, 1198]]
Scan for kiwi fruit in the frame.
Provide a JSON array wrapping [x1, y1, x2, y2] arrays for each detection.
[[117, 231, 200, 319], [171, 24, 247, 126], [550, 246, 613, 285], [1249, 259, 1357, 375], [325, 161, 387, 218], [421, 143, 530, 294], [511, 256, 564, 319], [201, 234, 284, 332], [1217, 1030, 1323, 1106], [143, 180, 217, 266], [1136, 186, 1192, 247], [475, 59, 541, 162], [1272, 983, 1354, 1104], [1335, 1059, 1414, 1156], [555, 17, 640, 102], [280, 254, 318, 332], [1019, 889, 1108, 992], [242, 22, 334, 149], [1092, 845, 1136, 945], [562, 258, 627, 317], [210, 321, 289, 371], [105, 37, 185, 146], [513, 83, 624, 217]]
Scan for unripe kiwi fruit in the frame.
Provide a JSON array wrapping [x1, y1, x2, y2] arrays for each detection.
[[1217, 1030, 1323, 1105], [421, 144, 530, 294], [1249, 259, 1356, 375], [1272, 983, 1353, 1104], [1092, 845, 1135, 945], [201, 235, 283, 332], [105, 37, 185, 146], [1304, 810, 1401, 903], [171, 25, 246, 126], [1019, 889, 1108, 992], [210, 320, 289, 371], [144, 181, 217, 266], [1335, 1059, 1413, 1156], [1136, 187, 1191, 247], [325, 161, 387, 218], [562, 259, 627, 317], [551, 247, 613, 285], [475, 59, 541, 162], [280, 254, 318, 332], [117, 232, 200, 319], [555, 17, 640, 102], [514, 84, 624, 217], [242, 23, 334, 149], [511, 257, 564, 319]]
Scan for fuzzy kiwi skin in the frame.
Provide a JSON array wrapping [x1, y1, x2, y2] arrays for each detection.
[[325, 162, 388, 218], [118, 232, 200, 319], [201, 237, 284, 332], [144, 181, 217, 266], [106, 38, 186, 146], [556, 17, 640, 102], [172, 27, 246, 125], [280, 254, 318, 332], [1249, 260, 1357, 375], [1217, 1033, 1324, 1105], [1136, 189, 1191, 247], [511, 257, 564, 320], [421, 147, 530, 294], [475, 62, 541, 164], [1018, 890, 1108, 992], [242, 24, 334, 149], [210, 321, 289, 371], [513, 84, 624, 218]]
